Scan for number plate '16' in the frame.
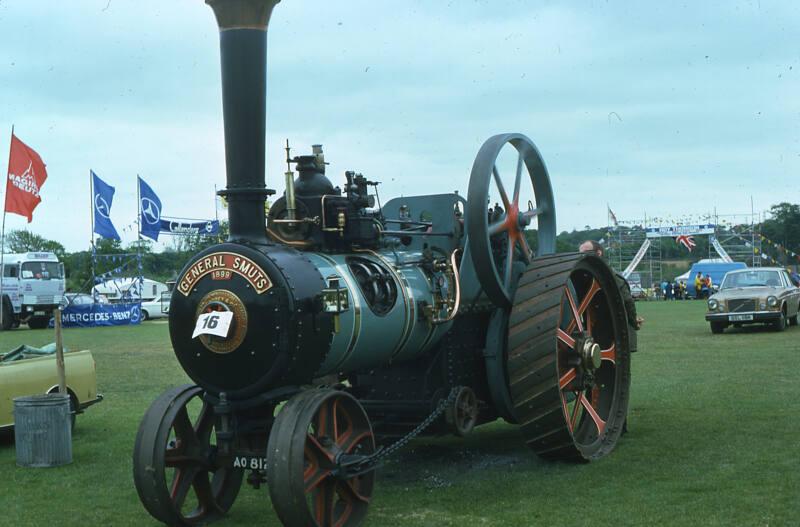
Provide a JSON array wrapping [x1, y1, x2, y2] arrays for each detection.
[[192, 311, 234, 339]]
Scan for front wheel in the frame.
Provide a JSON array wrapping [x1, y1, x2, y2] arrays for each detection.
[[133, 385, 244, 526], [27, 317, 49, 330], [710, 322, 725, 334], [0, 297, 12, 331], [141, 310, 150, 321], [772, 311, 787, 332], [789, 314, 798, 326]]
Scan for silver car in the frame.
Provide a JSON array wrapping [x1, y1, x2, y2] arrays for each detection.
[[705, 267, 800, 333]]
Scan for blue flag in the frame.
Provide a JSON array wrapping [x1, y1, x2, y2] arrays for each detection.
[[138, 176, 162, 241], [92, 171, 120, 241]]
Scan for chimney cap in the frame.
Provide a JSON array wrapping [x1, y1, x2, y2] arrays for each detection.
[[206, 0, 281, 30]]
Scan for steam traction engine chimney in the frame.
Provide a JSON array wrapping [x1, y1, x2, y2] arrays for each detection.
[[207, 0, 280, 244]]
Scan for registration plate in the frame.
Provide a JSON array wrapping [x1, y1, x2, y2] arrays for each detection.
[[729, 314, 754, 322], [34, 311, 46, 316], [232, 456, 268, 470]]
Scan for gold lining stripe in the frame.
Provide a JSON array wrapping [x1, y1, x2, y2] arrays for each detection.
[[316, 254, 361, 372], [359, 250, 415, 360]]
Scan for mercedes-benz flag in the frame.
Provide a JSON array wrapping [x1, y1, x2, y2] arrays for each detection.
[[138, 176, 162, 241], [92, 171, 120, 240]]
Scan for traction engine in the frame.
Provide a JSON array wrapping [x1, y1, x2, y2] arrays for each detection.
[[133, 1, 633, 525]]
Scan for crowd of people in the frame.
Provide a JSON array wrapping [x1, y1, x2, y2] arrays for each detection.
[[652, 272, 714, 300]]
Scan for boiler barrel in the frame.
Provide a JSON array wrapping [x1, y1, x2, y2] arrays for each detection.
[[308, 251, 453, 376]]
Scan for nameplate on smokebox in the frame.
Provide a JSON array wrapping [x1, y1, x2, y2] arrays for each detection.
[[178, 252, 272, 296]]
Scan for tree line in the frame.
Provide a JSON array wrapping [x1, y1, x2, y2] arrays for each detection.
[[3, 201, 798, 293]]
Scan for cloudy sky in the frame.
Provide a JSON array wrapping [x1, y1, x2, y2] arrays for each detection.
[[1, 0, 798, 251]]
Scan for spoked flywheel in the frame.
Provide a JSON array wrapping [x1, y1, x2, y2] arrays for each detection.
[[133, 384, 244, 526], [507, 253, 631, 461], [466, 133, 557, 308], [267, 389, 376, 527]]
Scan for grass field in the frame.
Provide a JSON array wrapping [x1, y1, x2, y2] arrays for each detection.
[[1, 301, 798, 526]]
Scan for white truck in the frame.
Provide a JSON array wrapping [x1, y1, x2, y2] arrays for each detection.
[[0, 252, 65, 330]]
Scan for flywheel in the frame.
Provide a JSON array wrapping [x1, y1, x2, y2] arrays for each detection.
[[466, 133, 557, 309], [507, 253, 631, 461]]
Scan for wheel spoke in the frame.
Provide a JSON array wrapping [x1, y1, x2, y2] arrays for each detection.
[[191, 471, 218, 516], [503, 234, 515, 288], [338, 478, 371, 504], [488, 217, 508, 236], [313, 479, 336, 526], [556, 328, 575, 349], [559, 367, 577, 390], [194, 402, 215, 444], [601, 344, 616, 364], [576, 279, 601, 318], [173, 407, 196, 444], [492, 165, 511, 209], [304, 462, 332, 494], [339, 431, 373, 457], [569, 391, 584, 431], [513, 151, 524, 206], [307, 433, 335, 463], [580, 395, 606, 435], [563, 285, 584, 333], [170, 467, 198, 510]]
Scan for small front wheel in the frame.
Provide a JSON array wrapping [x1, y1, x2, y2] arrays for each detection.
[[710, 322, 725, 334]]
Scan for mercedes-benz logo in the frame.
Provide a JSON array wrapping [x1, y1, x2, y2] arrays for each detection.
[[141, 197, 161, 225], [130, 304, 141, 323], [94, 194, 111, 219]]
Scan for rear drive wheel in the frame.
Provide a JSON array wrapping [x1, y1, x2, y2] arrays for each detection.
[[507, 253, 631, 461], [710, 322, 725, 334]]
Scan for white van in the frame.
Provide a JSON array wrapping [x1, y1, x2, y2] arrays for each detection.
[[0, 252, 66, 330]]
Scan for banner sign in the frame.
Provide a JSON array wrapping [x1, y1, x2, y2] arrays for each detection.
[[645, 224, 715, 239], [58, 302, 142, 328], [159, 219, 220, 236]]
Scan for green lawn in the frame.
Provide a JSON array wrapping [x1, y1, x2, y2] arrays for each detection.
[[1, 301, 798, 526]]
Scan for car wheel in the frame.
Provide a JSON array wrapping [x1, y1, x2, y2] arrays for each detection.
[[789, 314, 798, 326], [142, 310, 149, 321], [0, 297, 13, 331], [773, 310, 787, 332], [27, 317, 49, 330], [710, 322, 725, 334]]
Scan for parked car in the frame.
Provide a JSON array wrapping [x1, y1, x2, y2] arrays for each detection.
[[0, 344, 103, 430], [705, 267, 800, 334], [141, 293, 170, 321]]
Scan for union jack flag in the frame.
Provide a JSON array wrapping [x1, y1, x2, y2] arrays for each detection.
[[675, 234, 696, 252]]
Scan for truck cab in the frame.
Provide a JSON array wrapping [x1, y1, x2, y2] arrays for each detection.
[[1, 252, 65, 330]]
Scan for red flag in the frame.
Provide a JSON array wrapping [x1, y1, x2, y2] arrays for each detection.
[[5, 133, 48, 222]]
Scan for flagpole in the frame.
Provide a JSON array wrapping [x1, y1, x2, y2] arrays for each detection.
[[0, 125, 14, 329], [136, 175, 142, 302], [90, 170, 97, 301]]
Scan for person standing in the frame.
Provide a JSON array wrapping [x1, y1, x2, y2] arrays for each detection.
[[694, 272, 703, 299]]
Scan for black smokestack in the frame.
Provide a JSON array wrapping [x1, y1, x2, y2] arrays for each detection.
[[206, 0, 280, 244]]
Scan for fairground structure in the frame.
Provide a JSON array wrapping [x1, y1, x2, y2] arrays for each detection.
[[605, 210, 762, 286]]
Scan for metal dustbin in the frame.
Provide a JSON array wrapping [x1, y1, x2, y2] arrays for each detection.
[[13, 393, 73, 468]]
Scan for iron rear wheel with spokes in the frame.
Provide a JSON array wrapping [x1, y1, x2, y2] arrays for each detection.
[[507, 253, 630, 461], [466, 133, 557, 309], [267, 389, 376, 527], [133, 384, 244, 526]]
